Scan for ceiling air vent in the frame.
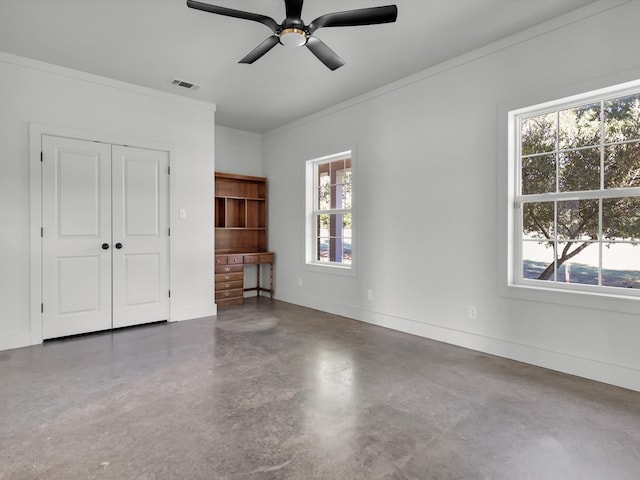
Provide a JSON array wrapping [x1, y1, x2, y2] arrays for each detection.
[[169, 78, 200, 90]]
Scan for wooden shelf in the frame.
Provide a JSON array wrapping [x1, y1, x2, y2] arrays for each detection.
[[215, 173, 266, 199], [214, 173, 268, 253], [214, 172, 272, 307]]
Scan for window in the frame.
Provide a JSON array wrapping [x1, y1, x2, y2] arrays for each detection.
[[306, 151, 353, 269], [511, 83, 640, 296]]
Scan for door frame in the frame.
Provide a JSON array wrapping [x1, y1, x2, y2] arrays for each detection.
[[29, 123, 175, 345]]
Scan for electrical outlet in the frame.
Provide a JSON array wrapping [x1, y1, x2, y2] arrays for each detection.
[[367, 289, 373, 300], [468, 306, 477, 320]]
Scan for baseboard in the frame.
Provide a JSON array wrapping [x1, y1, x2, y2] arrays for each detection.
[[276, 289, 640, 393], [1, 304, 219, 352], [0, 331, 34, 352], [170, 302, 217, 322]]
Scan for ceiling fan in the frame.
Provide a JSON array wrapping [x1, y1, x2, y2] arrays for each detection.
[[186, 0, 398, 71]]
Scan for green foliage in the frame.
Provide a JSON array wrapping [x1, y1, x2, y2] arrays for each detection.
[[317, 166, 352, 232], [521, 93, 640, 280], [603, 197, 640, 241]]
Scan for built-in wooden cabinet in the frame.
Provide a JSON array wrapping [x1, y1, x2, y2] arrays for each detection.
[[214, 172, 273, 307], [215, 172, 267, 253]]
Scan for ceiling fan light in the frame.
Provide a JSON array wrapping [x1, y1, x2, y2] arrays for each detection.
[[279, 28, 307, 48]]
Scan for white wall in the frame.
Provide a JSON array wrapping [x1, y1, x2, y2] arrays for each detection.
[[0, 53, 217, 350], [215, 126, 262, 176], [263, 1, 640, 391], [214, 125, 266, 292]]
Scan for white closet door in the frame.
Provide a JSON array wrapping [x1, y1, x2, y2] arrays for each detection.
[[111, 145, 169, 328], [42, 136, 113, 339]]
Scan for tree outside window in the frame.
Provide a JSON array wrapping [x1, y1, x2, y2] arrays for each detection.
[[517, 89, 640, 291]]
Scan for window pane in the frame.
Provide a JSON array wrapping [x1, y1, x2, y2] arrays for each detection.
[[557, 199, 599, 240], [332, 213, 345, 238], [317, 214, 330, 238], [522, 240, 556, 281], [523, 202, 555, 240], [556, 242, 599, 285], [602, 243, 640, 288], [558, 148, 600, 192], [522, 154, 556, 194], [342, 237, 352, 264], [341, 169, 353, 208], [316, 213, 350, 264], [604, 142, 640, 189], [318, 237, 348, 264], [343, 158, 352, 179], [317, 174, 331, 210], [604, 93, 640, 144], [602, 197, 640, 242], [559, 103, 601, 150], [521, 113, 556, 155], [329, 159, 345, 179], [317, 159, 352, 210], [342, 213, 352, 239], [317, 237, 329, 262], [333, 183, 348, 209]]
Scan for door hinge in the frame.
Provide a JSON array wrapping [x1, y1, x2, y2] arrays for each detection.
[[168, 228, 170, 237], [168, 290, 171, 298], [40, 151, 43, 162], [167, 165, 171, 175], [41, 303, 44, 313], [41, 227, 44, 238]]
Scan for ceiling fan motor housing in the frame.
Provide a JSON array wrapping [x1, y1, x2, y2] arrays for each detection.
[[279, 27, 308, 47]]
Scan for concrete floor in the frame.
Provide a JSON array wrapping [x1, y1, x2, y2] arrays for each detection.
[[1, 298, 640, 480]]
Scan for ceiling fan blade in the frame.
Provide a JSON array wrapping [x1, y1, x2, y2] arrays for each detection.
[[308, 5, 398, 34], [187, 0, 279, 32], [305, 37, 345, 71], [284, 0, 304, 21], [239, 36, 280, 64]]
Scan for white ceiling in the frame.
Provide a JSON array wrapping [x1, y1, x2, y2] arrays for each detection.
[[0, 0, 597, 133]]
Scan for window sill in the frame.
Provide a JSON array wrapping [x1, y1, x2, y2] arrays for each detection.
[[503, 282, 640, 315], [304, 261, 356, 277]]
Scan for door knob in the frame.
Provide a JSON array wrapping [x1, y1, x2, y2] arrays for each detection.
[[101, 243, 110, 250], [115, 243, 123, 249]]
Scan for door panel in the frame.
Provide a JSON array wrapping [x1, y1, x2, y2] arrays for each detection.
[[57, 256, 102, 314], [112, 145, 169, 328], [125, 253, 161, 305], [57, 152, 102, 236], [42, 136, 112, 339], [123, 158, 161, 236]]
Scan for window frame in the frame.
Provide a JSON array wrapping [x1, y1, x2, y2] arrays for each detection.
[[305, 150, 355, 275], [509, 80, 640, 301]]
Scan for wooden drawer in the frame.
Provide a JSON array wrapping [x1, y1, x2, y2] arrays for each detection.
[[215, 264, 243, 274], [215, 255, 227, 265], [214, 280, 243, 291], [227, 255, 244, 265], [216, 288, 243, 301], [215, 272, 243, 283], [244, 254, 260, 264], [216, 296, 244, 307], [259, 254, 274, 263]]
